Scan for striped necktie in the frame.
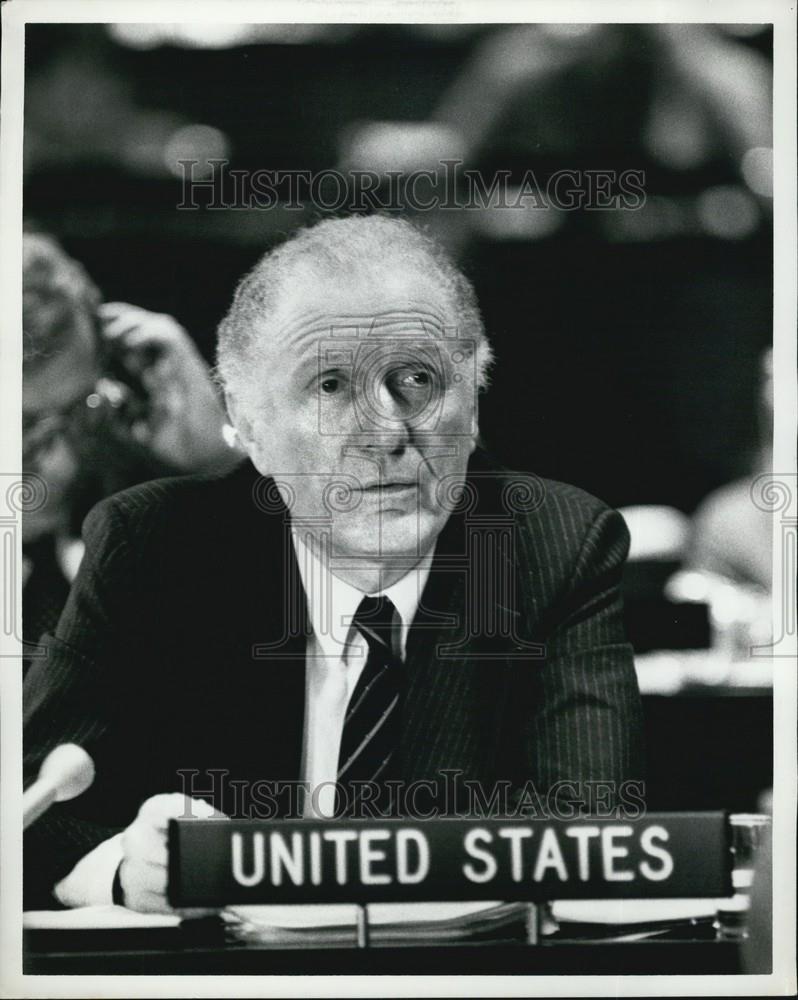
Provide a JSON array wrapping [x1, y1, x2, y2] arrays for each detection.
[[336, 594, 402, 816]]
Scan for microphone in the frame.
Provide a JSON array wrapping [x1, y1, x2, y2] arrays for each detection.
[[23, 744, 95, 829]]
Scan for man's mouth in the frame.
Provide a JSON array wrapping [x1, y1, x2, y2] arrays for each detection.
[[361, 482, 417, 496]]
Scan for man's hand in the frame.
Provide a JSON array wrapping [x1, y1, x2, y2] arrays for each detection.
[[119, 792, 226, 915], [98, 302, 243, 474]]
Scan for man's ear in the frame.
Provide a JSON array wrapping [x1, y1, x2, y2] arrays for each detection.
[[470, 401, 480, 455], [469, 433, 478, 456], [224, 391, 262, 465]]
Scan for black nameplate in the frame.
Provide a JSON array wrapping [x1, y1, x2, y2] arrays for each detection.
[[168, 813, 731, 907]]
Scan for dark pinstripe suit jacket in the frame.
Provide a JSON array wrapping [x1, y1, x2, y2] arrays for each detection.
[[23, 450, 644, 906]]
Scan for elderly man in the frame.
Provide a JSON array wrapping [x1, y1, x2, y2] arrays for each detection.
[[24, 215, 643, 913]]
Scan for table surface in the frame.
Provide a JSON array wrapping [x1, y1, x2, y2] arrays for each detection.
[[24, 938, 742, 976], [24, 915, 746, 976]]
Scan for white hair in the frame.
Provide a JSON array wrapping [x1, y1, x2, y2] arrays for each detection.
[[216, 214, 493, 411]]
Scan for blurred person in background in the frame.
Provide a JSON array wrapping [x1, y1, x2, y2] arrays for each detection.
[[22, 232, 243, 665], [341, 23, 772, 252], [687, 347, 773, 592], [654, 347, 775, 662]]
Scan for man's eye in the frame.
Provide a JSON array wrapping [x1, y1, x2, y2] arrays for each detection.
[[398, 369, 432, 388], [319, 376, 341, 395]]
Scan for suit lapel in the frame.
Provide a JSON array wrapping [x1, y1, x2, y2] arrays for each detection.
[[398, 467, 523, 791], [230, 464, 309, 787]]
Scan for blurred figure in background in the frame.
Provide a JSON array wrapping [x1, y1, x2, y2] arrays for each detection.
[[341, 23, 772, 253], [22, 233, 243, 664], [648, 346, 775, 664], [687, 347, 773, 592]]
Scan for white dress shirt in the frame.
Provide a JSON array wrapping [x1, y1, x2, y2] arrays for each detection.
[[52, 529, 433, 907], [293, 528, 432, 819]]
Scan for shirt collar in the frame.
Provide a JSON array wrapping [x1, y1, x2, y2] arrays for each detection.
[[290, 528, 434, 661]]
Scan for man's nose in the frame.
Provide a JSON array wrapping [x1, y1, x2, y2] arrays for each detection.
[[354, 380, 412, 453]]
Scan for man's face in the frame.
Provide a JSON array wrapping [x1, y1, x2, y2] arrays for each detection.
[[236, 268, 479, 567], [22, 332, 100, 544]]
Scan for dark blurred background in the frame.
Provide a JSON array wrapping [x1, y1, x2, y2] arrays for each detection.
[[23, 22, 773, 514], [22, 22, 777, 813]]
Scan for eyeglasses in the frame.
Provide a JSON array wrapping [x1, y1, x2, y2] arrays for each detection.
[[22, 377, 132, 465]]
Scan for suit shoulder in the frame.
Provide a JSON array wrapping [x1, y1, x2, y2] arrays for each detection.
[[535, 476, 613, 519], [82, 460, 254, 546], [523, 475, 625, 555], [481, 462, 616, 527], [472, 461, 628, 588], [469, 451, 621, 533], [475, 468, 630, 628], [534, 477, 627, 544]]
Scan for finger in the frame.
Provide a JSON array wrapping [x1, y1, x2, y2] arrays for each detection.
[[99, 306, 150, 338], [111, 347, 162, 382], [122, 821, 169, 867], [108, 328, 176, 352], [100, 323, 148, 347], [98, 301, 139, 316], [189, 796, 226, 819], [205, 808, 230, 821], [99, 301, 182, 332], [124, 860, 169, 896], [140, 356, 179, 388], [126, 888, 175, 915], [137, 793, 222, 828], [137, 792, 199, 828]]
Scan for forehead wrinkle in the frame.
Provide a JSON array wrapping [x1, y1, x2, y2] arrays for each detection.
[[267, 284, 464, 382], [277, 301, 456, 354], [363, 307, 453, 336], [275, 309, 340, 352]]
